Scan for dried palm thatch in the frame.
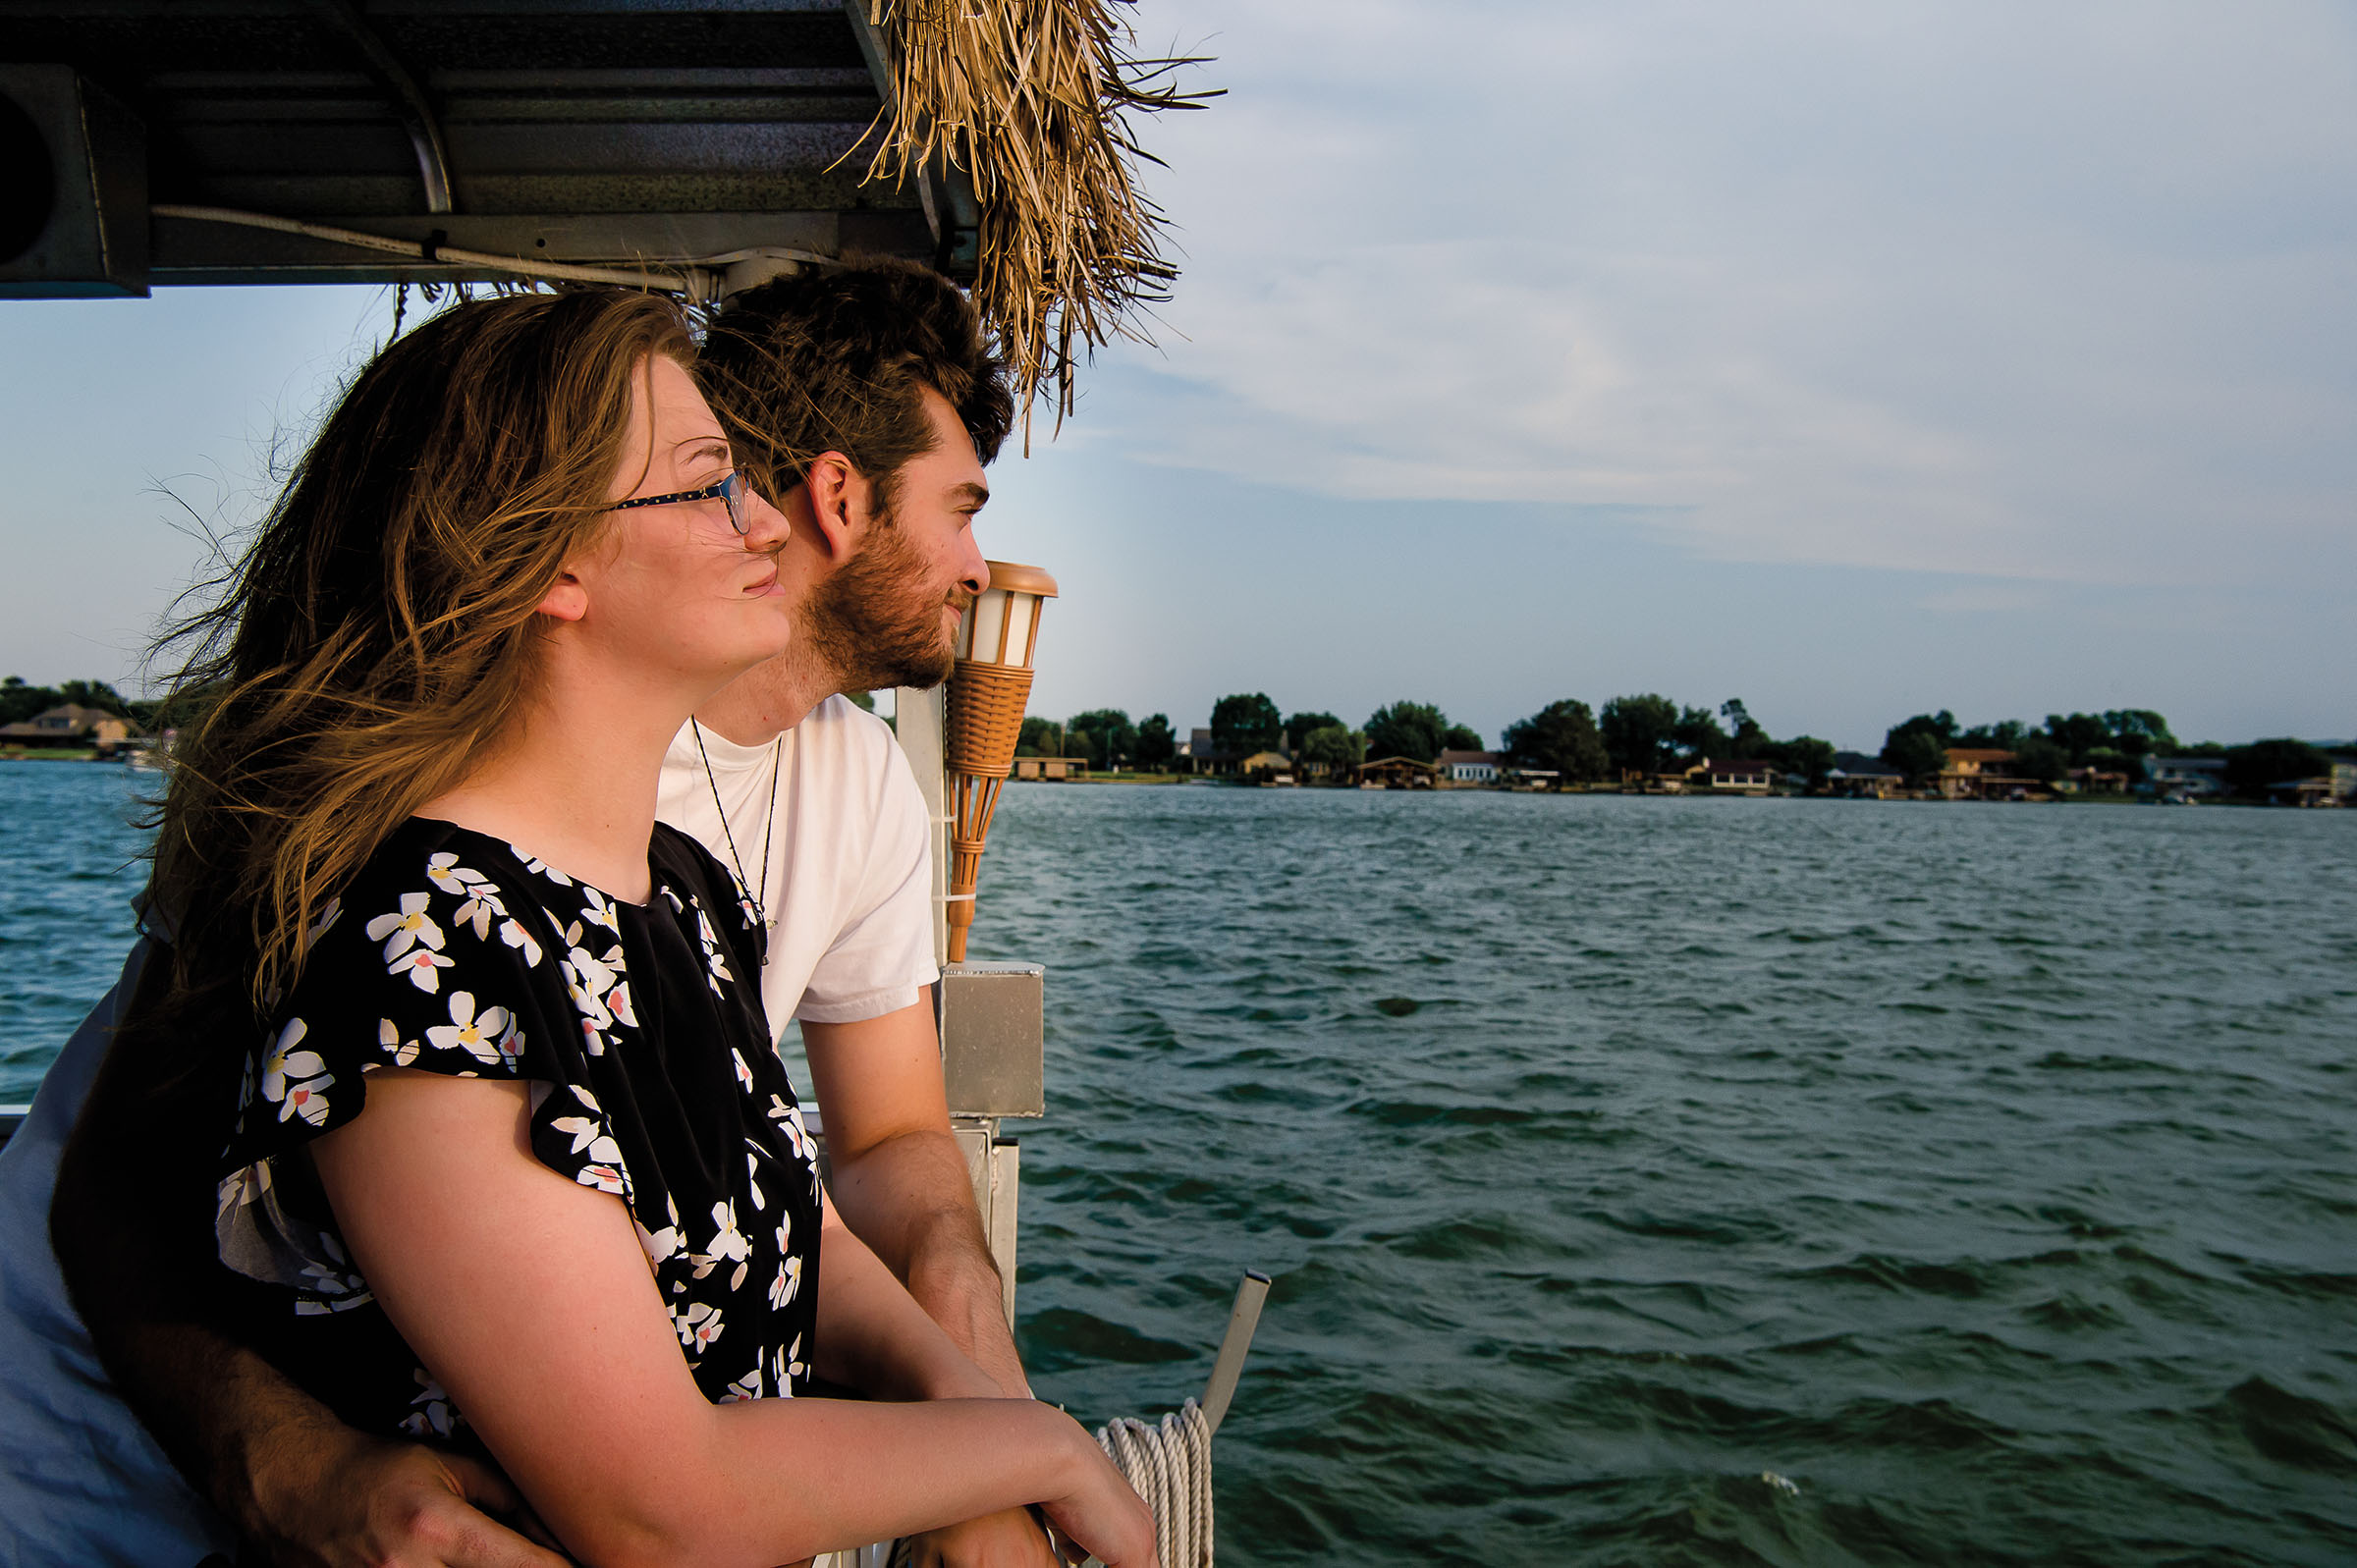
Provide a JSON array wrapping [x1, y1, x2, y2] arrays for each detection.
[[861, 0, 1214, 436]]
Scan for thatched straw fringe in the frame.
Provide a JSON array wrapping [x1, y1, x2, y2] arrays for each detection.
[[864, 0, 1215, 440]]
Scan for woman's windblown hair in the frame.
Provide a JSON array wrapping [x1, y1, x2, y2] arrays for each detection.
[[141, 288, 694, 1049]]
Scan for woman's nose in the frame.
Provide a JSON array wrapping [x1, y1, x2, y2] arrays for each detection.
[[740, 485, 791, 552]]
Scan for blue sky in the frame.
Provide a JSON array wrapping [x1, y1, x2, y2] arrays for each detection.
[[3, 0, 2352, 751]]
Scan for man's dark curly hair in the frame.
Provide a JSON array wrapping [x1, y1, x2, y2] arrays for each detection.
[[696, 258, 1014, 517]]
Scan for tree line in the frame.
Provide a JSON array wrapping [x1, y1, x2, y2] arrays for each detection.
[[1016, 694, 1490, 774], [1014, 689, 2340, 798], [1878, 708, 2334, 798], [1493, 695, 1836, 784], [0, 676, 155, 728]]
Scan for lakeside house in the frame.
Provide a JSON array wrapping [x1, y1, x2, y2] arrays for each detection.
[[1238, 747, 1295, 783], [1828, 751, 1906, 798], [1938, 747, 2041, 800], [1436, 748, 1502, 786], [2151, 757, 2227, 799], [0, 704, 135, 753], [2062, 766, 2132, 795], [1687, 757, 1779, 795], [1174, 728, 1240, 778], [1358, 756, 1440, 789]]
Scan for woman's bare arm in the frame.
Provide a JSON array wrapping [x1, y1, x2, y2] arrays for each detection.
[[310, 1069, 1156, 1568]]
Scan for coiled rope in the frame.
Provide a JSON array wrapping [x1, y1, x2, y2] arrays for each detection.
[[1094, 1398, 1214, 1568]]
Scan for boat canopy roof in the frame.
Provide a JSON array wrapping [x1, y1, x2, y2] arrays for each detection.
[[1, 0, 1205, 413]]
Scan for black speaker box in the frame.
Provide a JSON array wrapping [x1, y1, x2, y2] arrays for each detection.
[[0, 65, 147, 298]]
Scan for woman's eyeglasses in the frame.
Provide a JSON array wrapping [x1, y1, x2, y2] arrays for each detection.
[[612, 471, 753, 535]]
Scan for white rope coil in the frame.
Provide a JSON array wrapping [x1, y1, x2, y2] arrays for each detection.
[[1094, 1398, 1214, 1568]]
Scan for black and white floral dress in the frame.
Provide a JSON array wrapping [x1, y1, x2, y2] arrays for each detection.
[[213, 817, 822, 1443]]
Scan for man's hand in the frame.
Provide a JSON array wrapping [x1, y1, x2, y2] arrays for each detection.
[[244, 1427, 571, 1568], [905, 1506, 1060, 1568]]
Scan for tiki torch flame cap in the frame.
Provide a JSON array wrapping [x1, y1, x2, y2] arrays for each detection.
[[955, 562, 1060, 672]]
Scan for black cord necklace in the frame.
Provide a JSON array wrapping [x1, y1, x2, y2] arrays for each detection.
[[690, 719, 782, 961]]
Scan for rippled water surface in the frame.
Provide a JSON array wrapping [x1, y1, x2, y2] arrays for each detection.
[[8, 769, 2355, 1563], [0, 765, 147, 1102], [972, 785, 2357, 1566]]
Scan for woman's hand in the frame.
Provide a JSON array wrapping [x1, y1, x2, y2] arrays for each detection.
[[1035, 1423, 1158, 1568]]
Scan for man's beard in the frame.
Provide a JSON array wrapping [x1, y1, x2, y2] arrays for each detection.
[[803, 517, 971, 692]]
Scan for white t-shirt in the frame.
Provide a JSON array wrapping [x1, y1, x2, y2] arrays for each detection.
[[656, 694, 940, 1034], [0, 696, 938, 1564]]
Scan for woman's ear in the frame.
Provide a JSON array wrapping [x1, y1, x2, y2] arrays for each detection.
[[536, 569, 590, 622], [799, 451, 869, 564]]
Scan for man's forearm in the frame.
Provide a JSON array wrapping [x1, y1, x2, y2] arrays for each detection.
[[88, 1317, 350, 1549], [826, 1128, 1029, 1397], [54, 1078, 366, 1542]]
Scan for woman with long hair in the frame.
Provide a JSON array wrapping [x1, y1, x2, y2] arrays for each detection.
[[104, 290, 1154, 1567]]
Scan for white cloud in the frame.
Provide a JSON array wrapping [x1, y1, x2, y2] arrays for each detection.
[[1105, 0, 2357, 588]]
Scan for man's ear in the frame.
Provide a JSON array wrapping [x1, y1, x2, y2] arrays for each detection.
[[536, 569, 590, 623], [799, 451, 869, 564]]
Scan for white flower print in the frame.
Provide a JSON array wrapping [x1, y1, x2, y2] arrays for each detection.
[[303, 894, 344, 952], [424, 852, 488, 896], [769, 1250, 802, 1311], [607, 980, 637, 1030], [722, 1366, 763, 1404], [399, 1368, 457, 1438], [378, 1016, 419, 1067], [295, 1228, 369, 1307], [575, 1158, 629, 1197], [744, 1143, 766, 1214], [554, 1088, 630, 1196], [424, 991, 517, 1067], [660, 886, 685, 914], [261, 1019, 335, 1127], [497, 916, 543, 968], [216, 1162, 269, 1227], [724, 868, 761, 932], [672, 1300, 724, 1353], [694, 904, 734, 995], [635, 1192, 682, 1266], [766, 1095, 814, 1167], [389, 946, 455, 993], [689, 1201, 752, 1293], [580, 886, 622, 937], [773, 1334, 806, 1392], [521, 852, 574, 888], [452, 882, 506, 941], [561, 945, 624, 1032], [732, 1050, 754, 1092], [365, 892, 445, 962]]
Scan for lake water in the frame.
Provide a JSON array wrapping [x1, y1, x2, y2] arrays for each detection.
[[6, 766, 2354, 1564]]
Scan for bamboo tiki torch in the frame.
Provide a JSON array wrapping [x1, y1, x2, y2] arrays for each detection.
[[944, 561, 1059, 962]]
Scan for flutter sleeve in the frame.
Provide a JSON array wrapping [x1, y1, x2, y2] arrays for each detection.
[[213, 831, 633, 1311]]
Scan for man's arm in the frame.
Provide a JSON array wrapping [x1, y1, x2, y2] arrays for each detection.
[[804, 1000, 1064, 1568], [801, 999, 1028, 1399], [49, 950, 567, 1568]]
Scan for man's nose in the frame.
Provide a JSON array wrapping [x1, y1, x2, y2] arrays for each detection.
[[959, 534, 989, 597]]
